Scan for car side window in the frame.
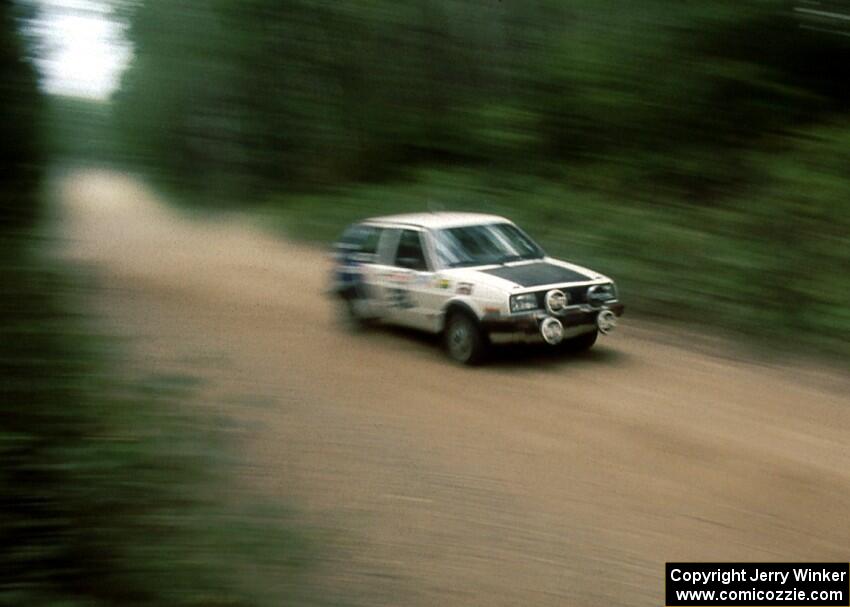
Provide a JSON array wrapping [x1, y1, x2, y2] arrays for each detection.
[[339, 224, 382, 261], [359, 226, 381, 256], [394, 230, 428, 271]]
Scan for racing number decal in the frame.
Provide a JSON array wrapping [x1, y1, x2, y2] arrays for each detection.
[[384, 270, 417, 310], [387, 287, 414, 309]]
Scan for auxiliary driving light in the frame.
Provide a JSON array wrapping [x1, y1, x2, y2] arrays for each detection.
[[597, 309, 617, 334], [540, 317, 564, 345], [544, 289, 568, 315]]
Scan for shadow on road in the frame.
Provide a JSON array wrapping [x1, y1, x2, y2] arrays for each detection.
[[347, 322, 632, 370]]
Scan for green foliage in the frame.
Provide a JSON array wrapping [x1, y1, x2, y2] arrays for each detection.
[[2, 4, 313, 605], [113, 0, 850, 195], [0, 1, 42, 234], [46, 97, 121, 165], [741, 125, 850, 355]]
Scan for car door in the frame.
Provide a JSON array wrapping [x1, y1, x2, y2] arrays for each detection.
[[381, 228, 436, 330], [335, 223, 385, 316]]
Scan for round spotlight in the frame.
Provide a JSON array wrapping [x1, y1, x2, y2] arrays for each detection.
[[540, 317, 564, 345], [544, 289, 568, 315], [597, 309, 617, 334]]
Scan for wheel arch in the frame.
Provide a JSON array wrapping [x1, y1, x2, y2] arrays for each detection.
[[337, 282, 364, 301], [440, 299, 481, 333]]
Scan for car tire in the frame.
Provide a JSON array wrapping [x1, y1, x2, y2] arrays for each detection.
[[444, 311, 488, 365], [564, 329, 597, 353], [339, 287, 375, 329]]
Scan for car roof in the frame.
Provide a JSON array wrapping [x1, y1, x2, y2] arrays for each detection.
[[362, 212, 511, 230]]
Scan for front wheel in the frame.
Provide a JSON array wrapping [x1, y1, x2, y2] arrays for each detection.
[[444, 312, 488, 365], [563, 329, 597, 353]]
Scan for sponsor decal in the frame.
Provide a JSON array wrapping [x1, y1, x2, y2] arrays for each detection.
[[456, 282, 474, 296], [435, 277, 451, 289], [387, 271, 412, 282]]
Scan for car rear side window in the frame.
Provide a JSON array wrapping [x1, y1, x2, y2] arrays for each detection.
[[394, 230, 428, 271], [339, 224, 382, 256]]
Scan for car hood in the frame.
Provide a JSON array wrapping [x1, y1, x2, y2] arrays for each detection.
[[444, 259, 603, 291], [479, 261, 595, 287]]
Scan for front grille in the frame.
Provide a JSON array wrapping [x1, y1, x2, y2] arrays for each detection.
[[533, 285, 588, 308]]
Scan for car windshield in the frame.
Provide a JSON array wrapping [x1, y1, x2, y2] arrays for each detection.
[[432, 223, 545, 268]]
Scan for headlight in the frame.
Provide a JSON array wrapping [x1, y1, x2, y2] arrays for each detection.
[[587, 282, 617, 305], [510, 293, 538, 313]]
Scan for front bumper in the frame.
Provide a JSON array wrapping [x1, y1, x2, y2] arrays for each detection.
[[481, 303, 624, 340]]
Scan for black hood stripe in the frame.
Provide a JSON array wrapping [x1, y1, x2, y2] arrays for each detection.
[[481, 262, 592, 287]]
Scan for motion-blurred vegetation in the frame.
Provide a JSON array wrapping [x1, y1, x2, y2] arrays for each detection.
[[4, 0, 847, 601], [2, 3, 309, 605], [104, 0, 850, 360]]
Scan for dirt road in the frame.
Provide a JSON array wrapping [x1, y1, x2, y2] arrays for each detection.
[[56, 169, 850, 606]]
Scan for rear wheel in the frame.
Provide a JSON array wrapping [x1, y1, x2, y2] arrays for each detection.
[[444, 311, 488, 365], [564, 329, 597, 353], [339, 287, 375, 329]]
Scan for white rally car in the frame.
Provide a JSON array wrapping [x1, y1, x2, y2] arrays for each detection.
[[330, 212, 624, 364]]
